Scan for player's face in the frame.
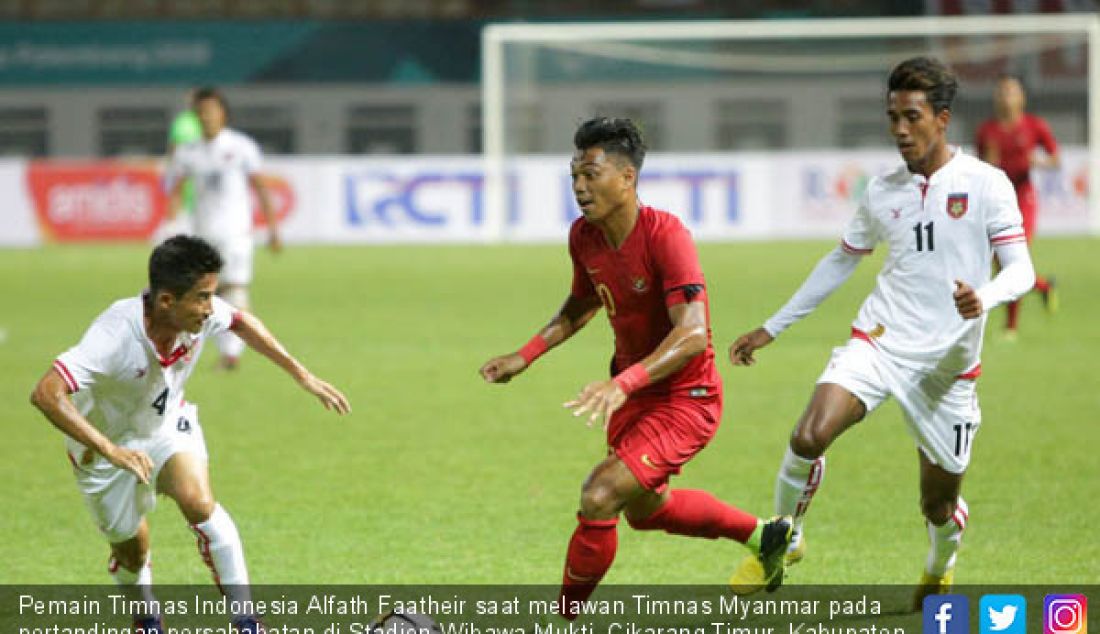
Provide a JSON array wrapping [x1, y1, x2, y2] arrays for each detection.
[[994, 77, 1026, 117], [165, 272, 219, 333], [196, 97, 226, 139], [887, 90, 949, 172], [570, 147, 636, 223]]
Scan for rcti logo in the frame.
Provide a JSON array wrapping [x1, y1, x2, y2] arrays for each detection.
[[1045, 595, 1087, 634]]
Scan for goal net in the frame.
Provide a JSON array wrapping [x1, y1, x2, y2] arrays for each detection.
[[481, 15, 1098, 241]]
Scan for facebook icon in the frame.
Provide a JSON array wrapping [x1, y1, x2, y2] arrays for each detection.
[[924, 595, 970, 634]]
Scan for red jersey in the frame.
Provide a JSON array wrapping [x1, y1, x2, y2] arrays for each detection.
[[569, 205, 721, 399], [975, 113, 1058, 187]]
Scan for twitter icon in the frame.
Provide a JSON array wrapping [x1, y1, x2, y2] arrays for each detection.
[[981, 595, 1027, 634]]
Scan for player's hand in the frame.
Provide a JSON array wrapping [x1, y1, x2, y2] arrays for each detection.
[[103, 445, 154, 484], [953, 280, 983, 319], [564, 380, 627, 430], [298, 373, 351, 414], [479, 353, 528, 384], [268, 231, 283, 254], [729, 327, 775, 366]]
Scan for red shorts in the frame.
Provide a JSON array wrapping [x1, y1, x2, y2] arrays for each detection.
[[609, 393, 722, 491]]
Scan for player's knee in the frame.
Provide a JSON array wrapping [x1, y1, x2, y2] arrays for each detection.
[[579, 481, 624, 519], [174, 487, 216, 524], [789, 424, 827, 458], [920, 495, 955, 526]]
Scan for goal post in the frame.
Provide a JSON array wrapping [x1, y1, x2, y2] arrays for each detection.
[[481, 14, 1099, 240]]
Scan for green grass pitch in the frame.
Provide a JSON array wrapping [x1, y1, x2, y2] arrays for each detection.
[[1, 238, 1096, 585]]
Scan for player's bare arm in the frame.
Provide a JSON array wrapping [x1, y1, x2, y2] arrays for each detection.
[[1030, 149, 1060, 170], [479, 293, 602, 384], [731, 245, 863, 368], [249, 173, 281, 253], [30, 369, 154, 483], [231, 311, 350, 414], [566, 299, 708, 428], [729, 328, 775, 367]]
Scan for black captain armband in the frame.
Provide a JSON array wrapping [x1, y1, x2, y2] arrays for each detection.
[[667, 284, 705, 304]]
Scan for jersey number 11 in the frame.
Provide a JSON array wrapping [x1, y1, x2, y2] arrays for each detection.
[[913, 222, 934, 252]]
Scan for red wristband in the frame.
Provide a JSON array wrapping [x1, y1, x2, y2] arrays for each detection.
[[517, 335, 549, 365], [613, 363, 651, 396]]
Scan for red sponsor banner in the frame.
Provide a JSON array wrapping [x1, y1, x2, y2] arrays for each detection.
[[26, 161, 296, 242], [27, 161, 166, 241]]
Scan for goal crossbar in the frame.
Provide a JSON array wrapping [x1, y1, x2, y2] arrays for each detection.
[[481, 14, 1100, 237]]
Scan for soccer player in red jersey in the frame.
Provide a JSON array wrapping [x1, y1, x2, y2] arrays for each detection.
[[479, 118, 792, 619], [975, 74, 1060, 337]]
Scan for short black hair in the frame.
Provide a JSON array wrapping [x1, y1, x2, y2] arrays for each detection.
[[192, 86, 229, 116], [149, 235, 223, 298], [573, 117, 647, 170], [887, 57, 958, 114]]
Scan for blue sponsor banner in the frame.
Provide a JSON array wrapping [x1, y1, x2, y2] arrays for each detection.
[[345, 170, 485, 228], [559, 169, 741, 226]]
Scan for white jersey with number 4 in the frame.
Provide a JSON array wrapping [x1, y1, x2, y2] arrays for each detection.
[[840, 150, 1025, 375], [54, 295, 238, 455], [168, 128, 262, 241]]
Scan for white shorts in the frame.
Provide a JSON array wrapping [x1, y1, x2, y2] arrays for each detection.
[[817, 338, 981, 474], [204, 235, 253, 286], [68, 403, 208, 543]]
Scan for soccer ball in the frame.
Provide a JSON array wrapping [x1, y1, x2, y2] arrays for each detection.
[[369, 611, 442, 633]]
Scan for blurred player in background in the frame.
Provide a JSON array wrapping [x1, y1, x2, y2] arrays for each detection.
[[154, 90, 203, 243], [30, 235, 350, 634], [728, 58, 1036, 607], [976, 74, 1061, 339], [165, 87, 281, 370], [167, 88, 202, 217], [480, 118, 792, 620]]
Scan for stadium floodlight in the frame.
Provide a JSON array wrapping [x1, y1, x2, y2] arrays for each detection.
[[482, 14, 1099, 239]]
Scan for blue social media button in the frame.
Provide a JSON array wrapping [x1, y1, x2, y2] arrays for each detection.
[[981, 595, 1026, 634], [925, 595, 970, 634]]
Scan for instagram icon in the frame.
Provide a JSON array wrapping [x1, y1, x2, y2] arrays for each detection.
[[1045, 595, 1088, 634]]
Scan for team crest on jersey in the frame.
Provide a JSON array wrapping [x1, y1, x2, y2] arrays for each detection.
[[632, 277, 649, 293], [946, 193, 969, 218]]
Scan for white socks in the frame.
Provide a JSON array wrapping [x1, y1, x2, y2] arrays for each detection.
[[110, 553, 158, 618], [191, 504, 252, 616], [926, 497, 968, 576], [775, 446, 826, 541]]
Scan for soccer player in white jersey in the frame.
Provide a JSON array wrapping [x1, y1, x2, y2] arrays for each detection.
[[165, 87, 280, 371], [30, 235, 350, 633], [726, 57, 1036, 606]]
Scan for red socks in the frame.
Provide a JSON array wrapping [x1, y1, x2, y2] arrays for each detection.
[[1007, 276, 1051, 331], [556, 490, 757, 620], [1006, 300, 1020, 330], [558, 515, 618, 621], [628, 489, 758, 542]]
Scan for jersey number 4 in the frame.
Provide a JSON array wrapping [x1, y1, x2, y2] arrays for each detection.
[[152, 387, 169, 416], [913, 221, 935, 252]]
